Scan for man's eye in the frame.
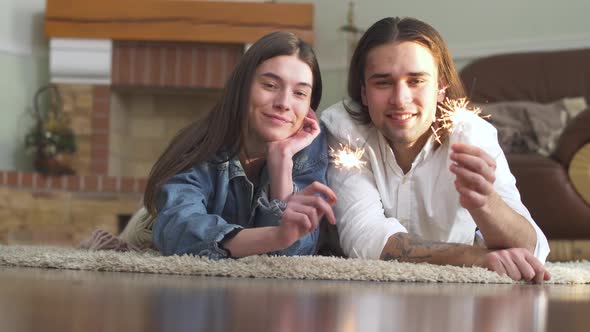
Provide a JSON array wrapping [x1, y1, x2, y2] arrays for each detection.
[[295, 91, 308, 98], [375, 81, 391, 87], [408, 79, 425, 85]]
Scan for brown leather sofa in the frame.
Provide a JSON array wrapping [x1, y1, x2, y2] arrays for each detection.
[[460, 49, 590, 253]]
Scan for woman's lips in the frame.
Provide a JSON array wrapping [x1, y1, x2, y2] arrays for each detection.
[[263, 113, 291, 124]]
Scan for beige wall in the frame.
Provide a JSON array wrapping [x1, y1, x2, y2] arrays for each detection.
[[287, 0, 590, 112], [1, 0, 589, 170], [0, 0, 47, 170]]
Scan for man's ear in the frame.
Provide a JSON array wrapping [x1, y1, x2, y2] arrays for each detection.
[[361, 85, 368, 106], [437, 83, 447, 103]]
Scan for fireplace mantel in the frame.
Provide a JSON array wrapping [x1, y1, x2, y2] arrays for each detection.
[[46, 0, 314, 85], [45, 0, 314, 44]]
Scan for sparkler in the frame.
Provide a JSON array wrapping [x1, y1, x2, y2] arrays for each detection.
[[329, 136, 367, 170], [330, 97, 487, 169], [431, 97, 489, 145]]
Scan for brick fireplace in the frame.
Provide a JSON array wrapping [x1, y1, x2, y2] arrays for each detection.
[[0, 41, 240, 192], [0, 0, 314, 246], [63, 41, 242, 178]]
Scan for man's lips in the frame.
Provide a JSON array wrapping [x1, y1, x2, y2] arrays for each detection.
[[386, 112, 417, 123]]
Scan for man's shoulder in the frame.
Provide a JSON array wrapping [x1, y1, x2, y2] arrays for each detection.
[[320, 101, 351, 127], [448, 109, 502, 156], [320, 101, 371, 142], [459, 109, 497, 133]]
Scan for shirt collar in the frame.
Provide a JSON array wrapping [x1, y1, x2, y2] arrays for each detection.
[[413, 133, 438, 166], [228, 156, 271, 188], [381, 131, 439, 173], [228, 157, 245, 180]]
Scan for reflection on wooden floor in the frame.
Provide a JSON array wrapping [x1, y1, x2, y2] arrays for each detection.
[[0, 266, 589, 332]]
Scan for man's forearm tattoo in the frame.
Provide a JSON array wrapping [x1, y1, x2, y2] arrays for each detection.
[[381, 233, 464, 262]]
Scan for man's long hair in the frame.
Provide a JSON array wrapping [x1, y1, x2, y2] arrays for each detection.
[[346, 17, 466, 125]]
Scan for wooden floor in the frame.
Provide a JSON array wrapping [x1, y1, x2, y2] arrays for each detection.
[[1, 266, 589, 332]]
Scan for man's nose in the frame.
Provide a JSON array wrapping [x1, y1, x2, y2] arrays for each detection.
[[389, 83, 412, 109]]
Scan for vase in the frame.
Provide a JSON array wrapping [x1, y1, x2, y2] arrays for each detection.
[[34, 152, 76, 176]]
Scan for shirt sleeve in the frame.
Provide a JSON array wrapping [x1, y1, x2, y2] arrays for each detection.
[[326, 133, 408, 260], [251, 131, 330, 256], [492, 147, 550, 263], [473, 117, 550, 263], [254, 194, 320, 256], [152, 166, 241, 259]]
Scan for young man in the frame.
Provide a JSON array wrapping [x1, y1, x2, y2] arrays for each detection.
[[321, 17, 550, 282]]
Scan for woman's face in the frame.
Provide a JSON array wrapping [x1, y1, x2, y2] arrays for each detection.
[[247, 54, 313, 144]]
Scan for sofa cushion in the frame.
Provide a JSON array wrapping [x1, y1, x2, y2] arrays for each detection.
[[472, 97, 587, 155], [569, 143, 590, 205]]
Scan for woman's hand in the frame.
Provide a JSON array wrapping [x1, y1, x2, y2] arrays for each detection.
[[274, 181, 337, 248], [267, 109, 322, 201], [222, 182, 336, 258], [267, 109, 321, 160]]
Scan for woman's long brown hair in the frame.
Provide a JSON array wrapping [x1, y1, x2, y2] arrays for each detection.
[[144, 31, 322, 215]]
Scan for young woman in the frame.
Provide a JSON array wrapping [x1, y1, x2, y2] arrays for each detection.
[[143, 31, 337, 259]]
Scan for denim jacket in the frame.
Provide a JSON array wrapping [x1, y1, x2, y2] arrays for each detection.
[[152, 131, 329, 259]]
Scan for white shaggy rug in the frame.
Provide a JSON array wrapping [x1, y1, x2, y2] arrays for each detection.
[[1, 245, 589, 284]]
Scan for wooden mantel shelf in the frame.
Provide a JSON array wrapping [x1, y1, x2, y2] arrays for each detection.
[[45, 0, 314, 44]]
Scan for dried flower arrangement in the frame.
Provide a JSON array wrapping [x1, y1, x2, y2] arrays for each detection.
[[24, 84, 76, 175]]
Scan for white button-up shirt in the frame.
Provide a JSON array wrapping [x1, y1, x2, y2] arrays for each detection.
[[321, 101, 550, 263]]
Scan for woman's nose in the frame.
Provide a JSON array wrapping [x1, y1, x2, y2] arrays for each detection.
[[273, 90, 291, 111]]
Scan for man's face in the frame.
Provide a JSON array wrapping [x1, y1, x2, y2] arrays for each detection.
[[361, 41, 444, 152]]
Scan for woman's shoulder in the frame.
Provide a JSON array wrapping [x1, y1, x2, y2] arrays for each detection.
[[170, 152, 231, 180], [293, 129, 329, 171]]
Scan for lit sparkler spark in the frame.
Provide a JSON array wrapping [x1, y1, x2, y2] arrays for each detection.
[[431, 97, 490, 144], [329, 140, 366, 170]]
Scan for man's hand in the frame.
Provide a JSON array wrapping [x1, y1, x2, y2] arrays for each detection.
[[275, 181, 337, 248], [449, 143, 497, 211], [473, 248, 551, 283]]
